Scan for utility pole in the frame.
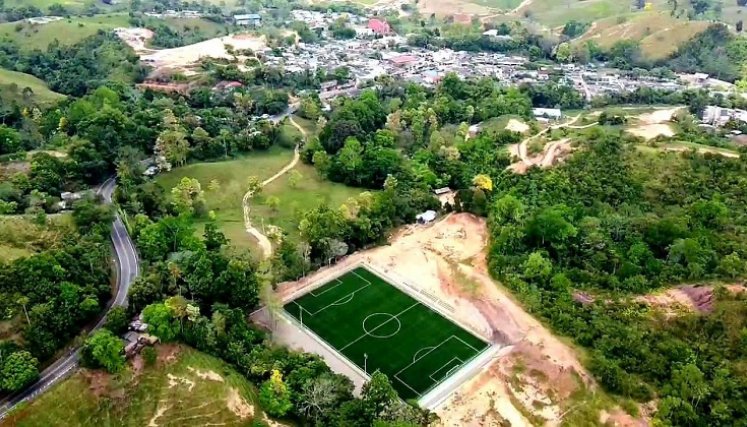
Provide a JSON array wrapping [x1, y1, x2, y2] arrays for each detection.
[[364, 353, 368, 374]]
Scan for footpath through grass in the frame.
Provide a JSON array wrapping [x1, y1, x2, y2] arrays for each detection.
[[156, 147, 294, 252], [5, 346, 278, 427], [251, 162, 361, 243], [285, 267, 488, 400]]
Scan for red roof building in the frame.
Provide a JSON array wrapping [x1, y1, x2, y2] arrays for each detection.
[[368, 18, 391, 35], [388, 54, 419, 66], [453, 13, 473, 25]]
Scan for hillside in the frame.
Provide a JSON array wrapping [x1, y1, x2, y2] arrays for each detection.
[[573, 11, 711, 60], [3, 345, 285, 427], [518, 0, 668, 27], [0, 15, 131, 50], [0, 68, 66, 106], [0, 14, 227, 51]]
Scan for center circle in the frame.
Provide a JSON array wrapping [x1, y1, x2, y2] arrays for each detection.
[[362, 313, 401, 339]]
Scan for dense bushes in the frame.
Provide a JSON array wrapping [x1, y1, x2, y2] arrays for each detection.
[[0, 198, 113, 388], [485, 129, 747, 424]]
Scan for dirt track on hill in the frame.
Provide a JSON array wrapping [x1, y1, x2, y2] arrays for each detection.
[[242, 119, 304, 258]]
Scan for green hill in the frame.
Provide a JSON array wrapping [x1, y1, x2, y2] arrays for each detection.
[[0, 14, 131, 50], [0, 68, 65, 106], [573, 11, 710, 60], [4, 345, 287, 427]]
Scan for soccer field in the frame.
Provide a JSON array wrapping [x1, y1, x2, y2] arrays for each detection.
[[284, 266, 489, 400]]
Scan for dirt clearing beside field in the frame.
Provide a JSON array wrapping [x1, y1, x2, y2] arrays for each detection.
[[628, 123, 675, 140], [626, 106, 683, 140], [273, 213, 612, 425], [116, 30, 268, 75], [506, 118, 530, 133]]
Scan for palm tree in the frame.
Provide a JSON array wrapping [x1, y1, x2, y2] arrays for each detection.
[[17, 296, 30, 325]]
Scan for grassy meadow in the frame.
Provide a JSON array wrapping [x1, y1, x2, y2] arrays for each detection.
[[573, 11, 708, 60], [157, 145, 362, 252], [0, 67, 66, 106], [0, 14, 130, 50], [250, 162, 362, 243], [156, 147, 294, 251], [4, 345, 283, 427], [0, 214, 74, 262], [523, 0, 670, 28]]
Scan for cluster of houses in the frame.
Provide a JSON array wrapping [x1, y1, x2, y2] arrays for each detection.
[[701, 105, 747, 128], [236, 10, 739, 105]]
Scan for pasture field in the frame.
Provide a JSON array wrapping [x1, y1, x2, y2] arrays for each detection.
[[250, 162, 361, 242], [0, 67, 66, 105], [639, 20, 710, 60], [0, 214, 74, 262], [4, 346, 280, 427], [0, 14, 130, 50], [0, 14, 226, 51], [463, 0, 522, 9], [1, 0, 124, 12], [156, 147, 294, 251], [284, 266, 489, 400], [523, 0, 670, 28], [574, 11, 708, 60]]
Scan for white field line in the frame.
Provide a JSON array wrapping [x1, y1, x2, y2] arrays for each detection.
[[452, 335, 481, 352], [351, 270, 373, 285], [339, 302, 420, 352], [310, 278, 345, 297], [306, 282, 371, 316], [429, 357, 464, 382], [393, 374, 422, 396], [393, 335, 460, 396]]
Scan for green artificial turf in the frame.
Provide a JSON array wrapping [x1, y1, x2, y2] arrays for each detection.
[[284, 266, 488, 400]]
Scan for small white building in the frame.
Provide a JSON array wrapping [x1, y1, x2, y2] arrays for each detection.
[[532, 108, 562, 121], [234, 13, 261, 27], [416, 210, 437, 224]]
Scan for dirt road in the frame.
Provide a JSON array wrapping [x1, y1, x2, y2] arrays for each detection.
[[508, 115, 594, 173], [242, 119, 305, 258]]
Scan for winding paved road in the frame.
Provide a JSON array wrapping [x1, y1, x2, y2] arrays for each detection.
[[0, 177, 139, 419]]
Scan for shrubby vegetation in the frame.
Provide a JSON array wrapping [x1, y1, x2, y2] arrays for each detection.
[[483, 130, 747, 425], [289, 78, 747, 424], [0, 33, 146, 96], [0, 197, 114, 390]]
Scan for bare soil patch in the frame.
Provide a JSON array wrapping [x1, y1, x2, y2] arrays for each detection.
[[157, 343, 181, 364], [80, 369, 111, 400], [131, 353, 145, 379], [117, 30, 268, 75], [626, 107, 683, 140], [167, 373, 196, 391], [508, 138, 572, 174], [226, 387, 254, 419], [115, 27, 155, 53], [188, 366, 224, 382], [627, 123, 675, 140], [506, 118, 530, 133], [637, 284, 747, 315], [275, 213, 598, 425]]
